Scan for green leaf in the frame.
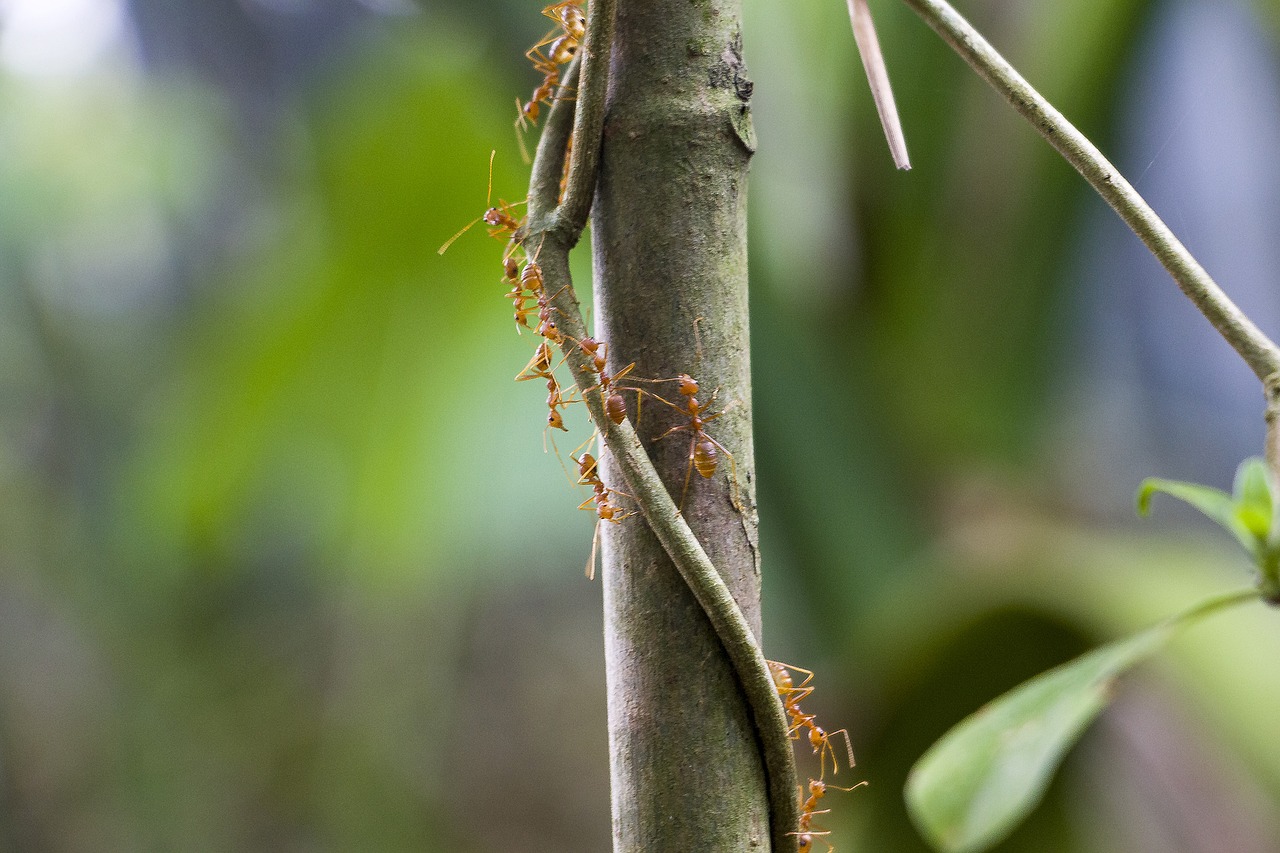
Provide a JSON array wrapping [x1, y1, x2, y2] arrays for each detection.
[[904, 589, 1257, 853], [1137, 477, 1262, 562], [1232, 458, 1274, 541]]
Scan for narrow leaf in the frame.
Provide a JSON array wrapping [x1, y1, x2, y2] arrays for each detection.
[[846, 0, 911, 170], [1137, 477, 1261, 562], [1232, 458, 1273, 540], [905, 589, 1256, 853]]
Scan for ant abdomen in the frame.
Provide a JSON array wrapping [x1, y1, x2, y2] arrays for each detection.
[[693, 438, 717, 478], [606, 392, 627, 425]]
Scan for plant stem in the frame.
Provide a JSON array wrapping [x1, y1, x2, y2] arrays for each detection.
[[899, 0, 1280, 383]]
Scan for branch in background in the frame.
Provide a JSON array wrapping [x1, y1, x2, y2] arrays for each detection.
[[847, 0, 911, 169], [520, 0, 801, 848], [899, 0, 1280, 384]]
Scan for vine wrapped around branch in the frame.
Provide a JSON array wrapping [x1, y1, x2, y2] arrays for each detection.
[[516, 0, 801, 849]]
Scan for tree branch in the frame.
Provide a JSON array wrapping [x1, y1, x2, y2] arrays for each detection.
[[519, 0, 799, 849], [900, 0, 1280, 383]]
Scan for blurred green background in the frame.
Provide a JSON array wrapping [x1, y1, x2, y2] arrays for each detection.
[[3, 0, 1280, 850]]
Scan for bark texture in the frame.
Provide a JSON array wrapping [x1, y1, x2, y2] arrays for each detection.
[[591, 1, 768, 849]]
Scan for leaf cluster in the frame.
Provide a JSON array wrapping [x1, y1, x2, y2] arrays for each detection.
[[1139, 457, 1280, 601]]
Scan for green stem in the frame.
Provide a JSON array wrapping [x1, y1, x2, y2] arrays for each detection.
[[1265, 374, 1280, 491], [900, 0, 1280, 382]]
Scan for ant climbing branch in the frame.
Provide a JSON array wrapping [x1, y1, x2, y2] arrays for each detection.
[[512, 1, 805, 849]]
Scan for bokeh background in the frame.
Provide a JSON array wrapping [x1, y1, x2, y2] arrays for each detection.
[[4, 0, 1280, 850]]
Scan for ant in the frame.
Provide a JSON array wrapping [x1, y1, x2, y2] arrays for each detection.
[[575, 451, 634, 580], [792, 778, 866, 853], [573, 336, 639, 426], [769, 659, 816, 710], [647, 374, 739, 510], [501, 250, 566, 343], [502, 254, 537, 332], [516, 341, 576, 432], [503, 246, 550, 333], [437, 151, 525, 255], [543, 0, 586, 43], [767, 661, 857, 780], [517, 51, 563, 128], [528, 265, 570, 345], [514, 1, 584, 156], [576, 452, 633, 525]]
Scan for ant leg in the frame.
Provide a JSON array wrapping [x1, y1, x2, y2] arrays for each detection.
[[781, 684, 816, 707], [544, 425, 574, 482], [826, 780, 867, 795], [770, 661, 817, 690], [678, 436, 697, 512], [834, 728, 856, 772], [786, 713, 816, 739], [816, 728, 855, 780], [585, 520, 601, 580], [791, 830, 833, 853], [569, 430, 599, 464], [653, 421, 692, 442], [515, 112, 532, 164]]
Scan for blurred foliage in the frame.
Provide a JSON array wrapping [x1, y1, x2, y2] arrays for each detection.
[[0, 0, 1278, 851]]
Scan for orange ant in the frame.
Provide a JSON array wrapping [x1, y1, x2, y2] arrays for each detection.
[[528, 265, 569, 345], [502, 254, 536, 332], [792, 778, 866, 853], [516, 341, 576, 431], [501, 250, 566, 343], [767, 661, 857, 780], [543, 0, 586, 43], [575, 451, 634, 580], [576, 452, 633, 525], [503, 247, 550, 333], [437, 151, 526, 255], [769, 659, 815, 710], [518, 53, 562, 128], [514, 0, 584, 157], [573, 336, 640, 426], [645, 374, 739, 510]]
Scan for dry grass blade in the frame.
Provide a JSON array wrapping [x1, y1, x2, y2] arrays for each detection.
[[847, 0, 911, 170]]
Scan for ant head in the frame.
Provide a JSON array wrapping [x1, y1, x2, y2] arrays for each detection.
[[548, 410, 567, 431], [809, 779, 826, 797], [796, 833, 813, 853], [676, 374, 699, 396], [483, 207, 505, 227]]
